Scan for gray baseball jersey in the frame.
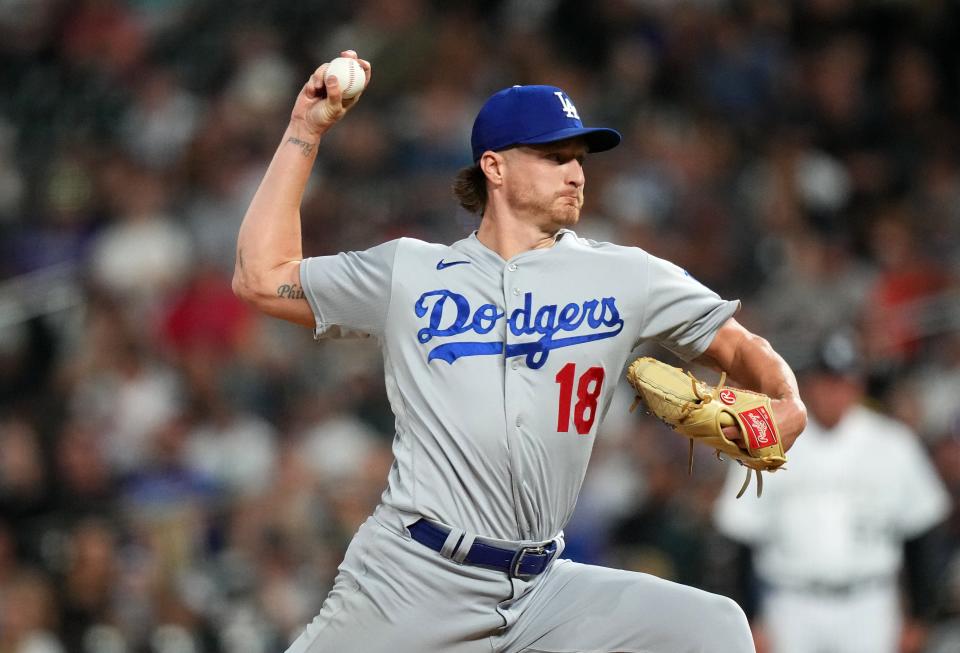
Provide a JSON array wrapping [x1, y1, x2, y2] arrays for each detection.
[[300, 228, 738, 542]]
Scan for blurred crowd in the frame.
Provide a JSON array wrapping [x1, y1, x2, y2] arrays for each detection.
[[0, 0, 959, 651]]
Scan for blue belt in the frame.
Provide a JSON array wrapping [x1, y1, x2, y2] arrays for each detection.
[[408, 519, 558, 579]]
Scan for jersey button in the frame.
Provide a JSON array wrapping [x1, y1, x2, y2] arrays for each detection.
[[512, 288, 520, 296], [515, 416, 522, 427], [511, 359, 519, 370], [508, 264, 518, 271]]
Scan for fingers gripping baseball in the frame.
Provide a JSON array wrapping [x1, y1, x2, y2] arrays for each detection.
[[292, 50, 371, 137]]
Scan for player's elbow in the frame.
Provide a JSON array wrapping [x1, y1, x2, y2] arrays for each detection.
[[232, 267, 271, 309], [232, 260, 308, 324], [232, 267, 254, 304]]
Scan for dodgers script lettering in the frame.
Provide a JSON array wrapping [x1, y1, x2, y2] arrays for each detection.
[[414, 290, 624, 369]]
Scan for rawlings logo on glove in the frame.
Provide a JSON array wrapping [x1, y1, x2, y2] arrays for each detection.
[[626, 357, 787, 498]]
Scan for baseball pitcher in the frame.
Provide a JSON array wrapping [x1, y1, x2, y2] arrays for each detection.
[[233, 51, 808, 653]]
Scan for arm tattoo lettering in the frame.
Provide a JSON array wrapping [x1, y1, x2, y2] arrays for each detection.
[[277, 284, 306, 300], [287, 136, 316, 157]]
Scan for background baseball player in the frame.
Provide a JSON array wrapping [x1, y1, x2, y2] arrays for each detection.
[[714, 331, 951, 653], [233, 50, 807, 652]]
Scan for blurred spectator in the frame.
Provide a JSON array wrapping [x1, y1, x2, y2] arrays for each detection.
[[801, 33, 875, 155], [66, 300, 182, 475], [744, 230, 874, 366], [0, 416, 53, 562], [88, 164, 193, 314], [912, 149, 960, 274], [61, 0, 147, 79], [184, 159, 263, 274], [159, 266, 253, 362], [49, 417, 118, 523], [695, 4, 789, 127], [296, 403, 381, 490], [862, 204, 953, 377], [57, 519, 121, 652], [179, 350, 279, 498], [0, 318, 58, 414], [121, 67, 203, 170], [120, 414, 218, 576], [610, 427, 710, 588], [224, 27, 296, 131], [0, 569, 64, 653]]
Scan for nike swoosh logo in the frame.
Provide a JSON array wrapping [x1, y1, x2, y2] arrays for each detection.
[[436, 259, 471, 270]]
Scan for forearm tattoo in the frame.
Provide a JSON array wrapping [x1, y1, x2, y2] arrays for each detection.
[[287, 136, 316, 157], [277, 284, 306, 299]]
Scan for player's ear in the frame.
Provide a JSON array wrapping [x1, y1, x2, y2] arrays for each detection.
[[479, 151, 504, 186]]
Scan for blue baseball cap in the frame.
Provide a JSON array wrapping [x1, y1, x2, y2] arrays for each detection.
[[471, 85, 621, 162]]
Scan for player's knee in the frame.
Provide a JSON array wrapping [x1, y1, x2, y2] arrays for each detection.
[[699, 594, 752, 650]]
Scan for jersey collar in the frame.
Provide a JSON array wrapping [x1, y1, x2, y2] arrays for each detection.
[[456, 228, 574, 264]]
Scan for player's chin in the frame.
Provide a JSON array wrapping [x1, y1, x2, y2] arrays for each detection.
[[551, 201, 581, 225], [554, 207, 581, 226]]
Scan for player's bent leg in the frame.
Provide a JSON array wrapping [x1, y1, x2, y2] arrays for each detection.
[[497, 559, 755, 653], [285, 516, 509, 653]]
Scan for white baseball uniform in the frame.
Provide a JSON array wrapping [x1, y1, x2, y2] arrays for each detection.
[[286, 229, 754, 652], [714, 405, 951, 653]]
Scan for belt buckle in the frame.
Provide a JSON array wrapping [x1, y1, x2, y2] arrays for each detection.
[[510, 544, 548, 580]]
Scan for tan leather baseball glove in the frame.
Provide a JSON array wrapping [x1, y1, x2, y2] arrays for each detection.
[[626, 357, 786, 498]]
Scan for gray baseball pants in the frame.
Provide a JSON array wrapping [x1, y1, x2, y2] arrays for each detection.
[[285, 514, 754, 653]]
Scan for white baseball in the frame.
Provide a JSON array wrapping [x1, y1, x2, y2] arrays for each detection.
[[324, 57, 366, 99]]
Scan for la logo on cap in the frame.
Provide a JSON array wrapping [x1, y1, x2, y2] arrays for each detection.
[[554, 92, 580, 119]]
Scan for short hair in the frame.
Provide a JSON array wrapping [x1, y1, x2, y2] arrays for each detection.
[[452, 163, 487, 215]]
